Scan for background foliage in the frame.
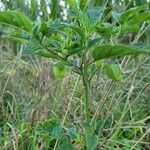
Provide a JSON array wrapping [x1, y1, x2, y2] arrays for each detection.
[[0, 0, 150, 149]]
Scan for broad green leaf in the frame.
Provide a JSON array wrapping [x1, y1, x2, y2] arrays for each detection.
[[0, 11, 32, 33], [120, 24, 140, 33], [21, 38, 59, 58], [92, 44, 149, 61], [129, 12, 150, 25], [53, 63, 67, 78], [0, 35, 28, 43], [57, 142, 74, 150], [104, 64, 122, 81], [35, 119, 65, 140], [118, 6, 145, 24], [85, 6, 102, 24], [0, 31, 31, 43], [86, 133, 99, 150]]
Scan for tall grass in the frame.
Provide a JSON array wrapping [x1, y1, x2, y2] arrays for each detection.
[[0, 0, 150, 149]]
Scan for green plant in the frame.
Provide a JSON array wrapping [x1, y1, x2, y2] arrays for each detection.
[[0, 1, 150, 149]]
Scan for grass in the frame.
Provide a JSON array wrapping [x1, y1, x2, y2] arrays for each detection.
[[0, 0, 150, 149], [0, 45, 150, 149]]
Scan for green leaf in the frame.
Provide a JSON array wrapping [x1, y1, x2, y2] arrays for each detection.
[[57, 142, 74, 150], [95, 23, 113, 37], [104, 64, 122, 81], [21, 39, 43, 55], [85, 6, 102, 24], [67, 127, 77, 140], [35, 119, 65, 140], [21, 38, 59, 58], [67, 46, 85, 56], [70, 25, 85, 37], [50, 39, 62, 50], [0, 31, 31, 43], [86, 133, 99, 150], [0, 35, 28, 43], [53, 63, 67, 78], [118, 6, 145, 24], [129, 12, 150, 25], [94, 116, 107, 134], [48, 21, 68, 32], [88, 38, 101, 48], [92, 44, 149, 61], [0, 11, 32, 33], [120, 24, 140, 33], [36, 51, 56, 59]]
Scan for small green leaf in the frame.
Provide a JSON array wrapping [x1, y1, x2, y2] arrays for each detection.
[[67, 127, 77, 140], [53, 63, 67, 78], [0, 11, 32, 33], [92, 44, 149, 61], [104, 64, 122, 81], [57, 142, 74, 150], [86, 133, 99, 150]]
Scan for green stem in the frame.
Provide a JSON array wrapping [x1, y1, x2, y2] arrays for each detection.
[[82, 66, 91, 150], [82, 58, 90, 123]]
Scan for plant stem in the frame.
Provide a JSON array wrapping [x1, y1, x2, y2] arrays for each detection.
[[82, 58, 90, 123]]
